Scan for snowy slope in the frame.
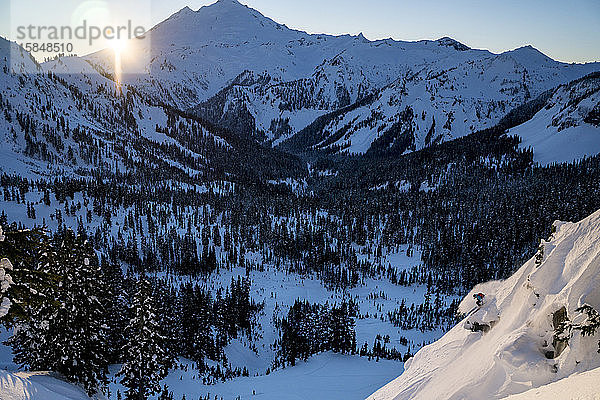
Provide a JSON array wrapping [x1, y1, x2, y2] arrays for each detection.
[[0, 370, 94, 400], [200, 45, 599, 148], [188, 35, 489, 142], [290, 48, 599, 155], [106, 353, 403, 400], [0, 36, 296, 183], [0, 36, 125, 178], [511, 72, 600, 165], [369, 208, 600, 400], [501, 366, 600, 400]]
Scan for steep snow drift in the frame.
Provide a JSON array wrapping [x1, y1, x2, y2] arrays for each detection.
[[369, 209, 600, 400], [501, 366, 600, 400], [0, 370, 93, 400]]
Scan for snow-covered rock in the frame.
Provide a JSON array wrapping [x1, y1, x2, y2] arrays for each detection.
[[0, 227, 13, 319], [369, 208, 600, 400]]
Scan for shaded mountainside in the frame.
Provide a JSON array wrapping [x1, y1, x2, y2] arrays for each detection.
[[277, 49, 599, 155], [193, 44, 599, 153], [0, 36, 304, 184]]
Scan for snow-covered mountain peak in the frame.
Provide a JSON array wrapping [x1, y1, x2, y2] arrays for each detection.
[[175, 5, 194, 15], [436, 37, 470, 51], [148, 0, 296, 47], [196, 0, 271, 23], [356, 32, 369, 43], [503, 45, 556, 68], [212, 0, 248, 8]]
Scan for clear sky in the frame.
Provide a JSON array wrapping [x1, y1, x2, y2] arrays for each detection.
[[1, 0, 599, 63]]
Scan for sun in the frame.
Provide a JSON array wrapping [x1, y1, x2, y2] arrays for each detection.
[[110, 37, 128, 55]]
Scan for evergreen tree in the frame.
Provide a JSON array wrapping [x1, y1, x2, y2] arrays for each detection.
[[118, 277, 172, 400], [9, 229, 108, 395], [103, 259, 129, 364], [0, 224, 58, 326], [179, 282, 213, 365], [151, 278, 182, 360], [330, 301, 356, 354]]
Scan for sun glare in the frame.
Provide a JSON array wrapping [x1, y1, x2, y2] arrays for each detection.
[[110, 38, 128, 54], [110, 38, 127, 90]]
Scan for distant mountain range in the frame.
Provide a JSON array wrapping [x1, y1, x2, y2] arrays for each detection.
[[0, 0, 596, 176], [75, 0, 600, 157]]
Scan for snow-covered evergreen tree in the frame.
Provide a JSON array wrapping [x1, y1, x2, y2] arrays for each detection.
[[103, 260, 130, 364], [330, 301, 356, 354], [118, 276, 172, 400], [9, 230, 108, 395], [0, 225, 58, 326]]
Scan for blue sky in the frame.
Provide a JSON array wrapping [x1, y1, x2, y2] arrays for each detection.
[[156, 0, 600, 63], [1, 0, 599, 63]]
